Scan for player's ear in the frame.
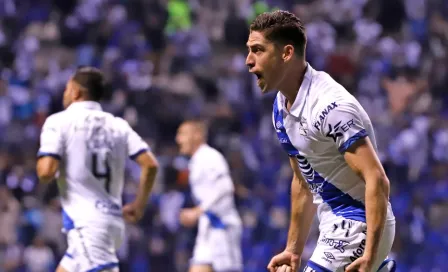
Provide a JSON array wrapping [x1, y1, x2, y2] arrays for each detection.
[[282, 44, 294, 62], [71, 84, 82, 101]]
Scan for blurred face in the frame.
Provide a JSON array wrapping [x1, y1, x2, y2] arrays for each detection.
[[63, 79, 82, 109], [246, 31, 289, 93], [176, 123, 201, 156]]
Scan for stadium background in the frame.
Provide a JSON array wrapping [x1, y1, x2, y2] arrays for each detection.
[[0, 0, 447, 271]]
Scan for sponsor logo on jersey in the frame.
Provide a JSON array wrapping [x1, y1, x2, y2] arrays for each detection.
[[326, 119, 355, 142], [348, 230, 367, 262], [275, 120, 283, 130], [313, 102, 338, 129], [322, 251, 336, 263], [308, 182, 324, 193], [95, 200, 121, 216], [319, 235, 350, 253]]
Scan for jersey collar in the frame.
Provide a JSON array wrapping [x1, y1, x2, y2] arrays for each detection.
[[67, 101, 103, 111], [277, 63, 314, 118]]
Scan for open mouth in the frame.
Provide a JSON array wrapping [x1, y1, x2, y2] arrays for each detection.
[[254, 72, 262, 80]]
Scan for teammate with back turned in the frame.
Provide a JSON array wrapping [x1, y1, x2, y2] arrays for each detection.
[[245, 10, 396, 272], [36, 67, 159, 272], [176, 119, 243, 272]]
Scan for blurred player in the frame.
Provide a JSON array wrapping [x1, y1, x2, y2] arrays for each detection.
[[176, 120, 243, 272], [36, 67, 159, 272], [246, 11, 396, 272]]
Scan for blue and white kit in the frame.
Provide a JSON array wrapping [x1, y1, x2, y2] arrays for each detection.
[[188, 144, 243, 272], [272, 64, 396, 272], [38, 101, 149, 272]]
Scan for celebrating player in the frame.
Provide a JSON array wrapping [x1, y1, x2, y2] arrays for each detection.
[[176, 120, 243, 272], [246, 11, 396, 272], [36, 67, 159, 272]]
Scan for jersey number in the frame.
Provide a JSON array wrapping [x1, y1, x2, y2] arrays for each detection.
[[91, 152, 111, 193]]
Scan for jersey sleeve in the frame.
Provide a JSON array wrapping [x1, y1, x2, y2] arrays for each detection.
[[316, 100, 369, 153], [123, 121, 150, 160], [38, 115, 63, 160]]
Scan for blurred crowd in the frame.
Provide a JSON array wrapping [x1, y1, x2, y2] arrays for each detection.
[[0, 0, 447, 271]]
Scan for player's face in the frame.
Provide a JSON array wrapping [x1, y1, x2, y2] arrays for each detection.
[[246, 31, 284, 93], [63, 79, 75, 109], [176, 123, 197, 155], [63, 79, 83, 109]]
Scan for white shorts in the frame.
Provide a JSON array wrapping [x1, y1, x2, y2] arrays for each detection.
[[303, 218, 396, 272], [190, 225, 243, 272], [59, 225, 124, 272]]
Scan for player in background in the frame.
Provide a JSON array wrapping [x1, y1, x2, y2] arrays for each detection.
[[176, 120, 243, 272], [36, 67, 159, 272], [246, 11, 396, 272]]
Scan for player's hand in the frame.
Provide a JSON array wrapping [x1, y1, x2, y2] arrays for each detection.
[[344, 256, 373, 272], [122, 202, 145, 223], [179, 207, 201, 227], [267, 250, 300, 272]]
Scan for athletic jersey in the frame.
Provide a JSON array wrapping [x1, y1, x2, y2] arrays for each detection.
[[189, 144, 242, 229], [272, 64, 395, 230], [38, 101, 149, 231]]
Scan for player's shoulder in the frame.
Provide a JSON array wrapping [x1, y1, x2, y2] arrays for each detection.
[[311, 72, 360, 113], [193, 144, 228, 168], [43, 111, 69, 127], [310, 71, 364, 130]]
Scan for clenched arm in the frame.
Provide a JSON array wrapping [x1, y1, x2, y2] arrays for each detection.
[[285, 156, 317, 255], [344, 138, 390, 262]]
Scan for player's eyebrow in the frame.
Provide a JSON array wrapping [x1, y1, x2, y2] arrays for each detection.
[[246, 43, 264, 50]]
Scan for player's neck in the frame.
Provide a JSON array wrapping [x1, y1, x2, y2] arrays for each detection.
[[190, 142, 205, 157], [278, 60, 307, 108]]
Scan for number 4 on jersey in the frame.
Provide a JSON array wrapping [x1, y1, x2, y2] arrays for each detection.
[[91, 152, 111, 193]]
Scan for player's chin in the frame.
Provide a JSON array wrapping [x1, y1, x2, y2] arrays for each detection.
[[260, 84, 273, 94]]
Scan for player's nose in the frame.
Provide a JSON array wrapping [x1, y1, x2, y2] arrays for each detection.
[[246, 54, 255, 71]]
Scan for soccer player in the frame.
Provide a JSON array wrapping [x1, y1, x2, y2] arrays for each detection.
[[36, 67, 159, 272], [176, 120, 243, 272], [245, 11, 396, 272]]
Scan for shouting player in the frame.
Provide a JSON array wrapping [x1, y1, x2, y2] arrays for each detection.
[[246, 11, 396, 272], [176, 120, 243, 272], [36, 67, 158, 272]]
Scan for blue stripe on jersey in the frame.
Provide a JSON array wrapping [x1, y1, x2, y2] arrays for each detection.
[[37, 151, 61, 160], [62, 210, 75, 231], [339, 129, 368, 153], [86, 262, 119, 272], [129, 148, 148, 160], [204, 211, 226, 229], [273, 96, 299, 156], [305, 260, 332, 272], [297, 154, 366, 222], [273, 98, 366, 222]]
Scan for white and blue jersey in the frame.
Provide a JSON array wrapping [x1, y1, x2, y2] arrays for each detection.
[[272, 64, 395, 231], [188, 144, 243, 271], [38, 101, 149, 271]]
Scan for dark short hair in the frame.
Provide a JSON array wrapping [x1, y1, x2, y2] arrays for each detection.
[[250, 10, 307, 56], [72, 66, 105, 101]]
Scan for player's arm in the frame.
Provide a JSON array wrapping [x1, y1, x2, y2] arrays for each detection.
[[132, 150, 159, 209], [320, 101, 390, 264], [123, 121, 159, 223], [36, 116, 63, 183], [345, 137, 389, 262], [285, 156, 317, 255], [179, 158, 233, 227]]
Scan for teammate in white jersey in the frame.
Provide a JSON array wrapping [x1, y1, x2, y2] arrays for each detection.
[[246, 11, 396, 272], [176, 120, 243, 272], [36, 67, 159, 272]]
